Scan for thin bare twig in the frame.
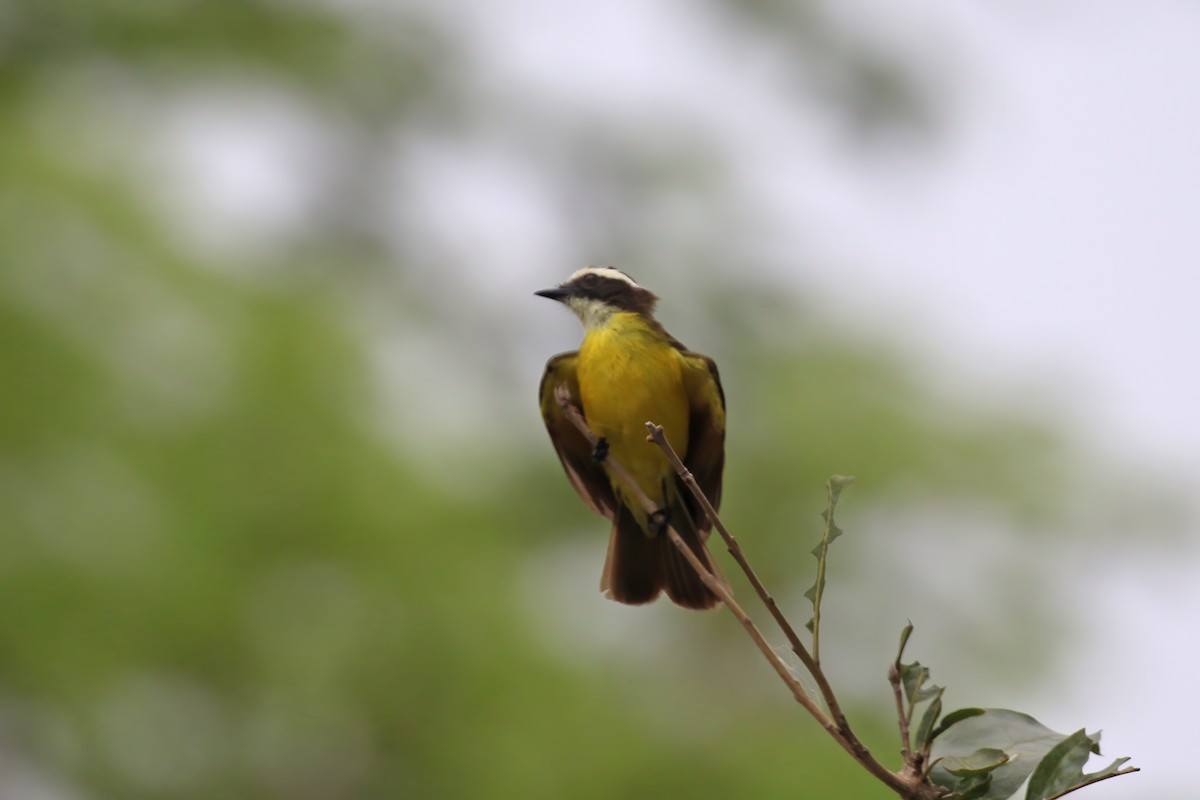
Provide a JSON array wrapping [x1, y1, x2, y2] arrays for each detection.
[[889, 663, 913, 764], [553, 390, 845, 743], [891, 625, 915, 765], [553, 388, 938, 797], [644, 424, 856, 739], [647, 421, 961, 798], [645, 423, 810, 655], [549, 390, 1134, 800]]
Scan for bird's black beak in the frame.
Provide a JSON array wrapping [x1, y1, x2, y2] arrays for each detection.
[[534, 286, 569, 301]]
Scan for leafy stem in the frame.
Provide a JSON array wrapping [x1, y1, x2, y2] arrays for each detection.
[[550, 386, 1136, 800]]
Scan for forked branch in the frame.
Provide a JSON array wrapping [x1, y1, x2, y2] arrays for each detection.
[[552, 387, 941, 799], [643, 421, 933, 798], [550, 386, 1136, 799], [553, 389, 838, 734]]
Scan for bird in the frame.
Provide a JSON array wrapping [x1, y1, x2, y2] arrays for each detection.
[[536, 267, 727, 610]]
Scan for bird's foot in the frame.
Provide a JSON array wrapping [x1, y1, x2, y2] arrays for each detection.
[[649, 506, 670, 532], [591, 436, 609, 463]]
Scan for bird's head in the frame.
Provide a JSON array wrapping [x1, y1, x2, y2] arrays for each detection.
[[535, 267, 658, 329]]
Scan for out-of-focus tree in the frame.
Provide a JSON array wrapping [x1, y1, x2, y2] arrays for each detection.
[[0, 2, 1170, 798]]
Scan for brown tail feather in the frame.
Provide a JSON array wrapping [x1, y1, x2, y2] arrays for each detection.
[[660, 499, 723, 610], [600, 501, 724, 610], [601, 504, 662, 604]]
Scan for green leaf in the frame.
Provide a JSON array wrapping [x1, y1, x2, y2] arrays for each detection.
[[900, 662, 926, 700], [1025, 730, 1096, 800], [930, 709, 1071, 800], [942, 747, 1010, 777], [930, 707, 986, 742], [1046, 758, 1133, 800], [915, 693, 943, 750], [954, 771, 995, 800], [895, 621, 914, 666], [900, 661, 941, 704], [932, 711, 1137, 800], [1025, 729, 1133, 800], [804, 475, 854, 660]]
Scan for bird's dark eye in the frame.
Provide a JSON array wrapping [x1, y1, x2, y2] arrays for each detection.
[[580, 273, 600, 288]]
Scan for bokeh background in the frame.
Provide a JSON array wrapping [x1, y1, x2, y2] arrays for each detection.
[[2, 1, 1196, 798]]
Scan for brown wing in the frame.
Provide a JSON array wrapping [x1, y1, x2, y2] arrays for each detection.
[[539, 351, 617, 518], [679, 352, 726, 530]]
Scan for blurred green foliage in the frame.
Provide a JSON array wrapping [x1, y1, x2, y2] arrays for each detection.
[[0, 2, 1151, 798]]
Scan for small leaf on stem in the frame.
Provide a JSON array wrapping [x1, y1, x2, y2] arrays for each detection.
[[805, 475, 854, 660], [1026, 728, 1134, 800], [895, 621, 914, 666], [930, 707, 986, 742], [900, 661, 941, 705], [942, 747, 1010, 777], [915, 692, 944, 751], [954, 771, 995, 800], [1025, 730, 1097, 800]]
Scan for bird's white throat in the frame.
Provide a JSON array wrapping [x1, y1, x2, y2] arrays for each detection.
[[566, 296, 617, 331]]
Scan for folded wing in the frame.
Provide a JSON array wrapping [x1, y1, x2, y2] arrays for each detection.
[[538, 351, 617, 518], [678, 351, 726, 532]]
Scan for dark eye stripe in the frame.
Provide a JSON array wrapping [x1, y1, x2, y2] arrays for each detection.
[[564, 270, 656, 315], [577, 277, 627, 299]]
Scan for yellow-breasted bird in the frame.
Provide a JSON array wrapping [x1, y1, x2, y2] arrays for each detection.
[[536, 267, 727, 610]]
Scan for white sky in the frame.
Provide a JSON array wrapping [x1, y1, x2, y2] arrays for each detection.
[[883, 7, 1199, 797], [804, 0, 1200, 468]]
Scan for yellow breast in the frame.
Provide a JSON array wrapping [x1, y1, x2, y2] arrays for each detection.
[[576, 312, 690, 513]]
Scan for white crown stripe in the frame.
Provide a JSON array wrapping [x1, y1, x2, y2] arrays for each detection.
[[566, 266, 640, 289]]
